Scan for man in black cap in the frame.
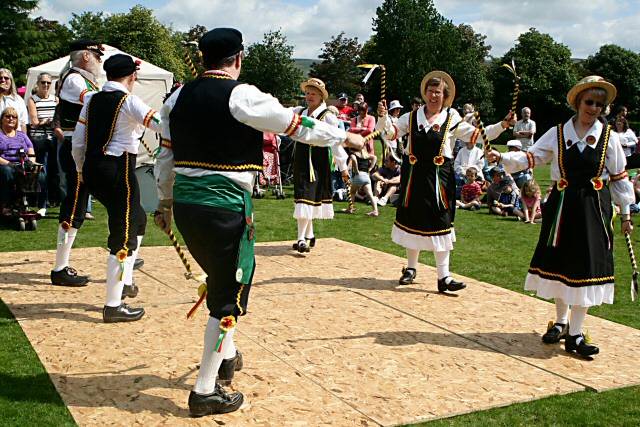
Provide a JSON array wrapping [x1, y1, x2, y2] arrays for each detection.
[[154, 27, 365, 417], [71, 54, 162, 323], [50, 40, 103, 287]]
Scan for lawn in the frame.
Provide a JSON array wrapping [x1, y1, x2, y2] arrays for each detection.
[[1, 163, 639, 426]]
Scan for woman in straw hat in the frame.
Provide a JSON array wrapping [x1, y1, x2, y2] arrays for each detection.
[[292, 77, 348, 253], [377, 71, 515, 292], [488, 76, 634, 358]]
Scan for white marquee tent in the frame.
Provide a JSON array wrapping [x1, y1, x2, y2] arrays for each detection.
[[25, 44, 173, 166]]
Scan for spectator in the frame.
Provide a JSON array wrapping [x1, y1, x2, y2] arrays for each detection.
[[614, 116, 637, 157], [462, 103, 476, 125], [335, 92, 353, 128], [494, 177, 524, 219], [345, 148, 378, 216], [505, 139, 532, 188], [0, 107, 45, 214], [349, 102, 376, 155], [410, 97, 422, 111], [327, 105, 348, 199], [0, 69, 28, 132], [513, 106, 536, 151], [521, 179, 542, 223], [486, 167, 505, 213], [456, 166, 482, 210], [355, 93, 365, 104], [384, 100, 403, 157], [27, 72, 58, 214], [372, 154, 400, 206], [454, 136, 485, 183]]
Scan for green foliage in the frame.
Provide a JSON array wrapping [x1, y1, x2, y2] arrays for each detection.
[[240, 30, 303, 103], [491, 28, 578, 131], [368, 0, 493, 114], [584, 44, 640, 120], [309, 32, 363, 97]]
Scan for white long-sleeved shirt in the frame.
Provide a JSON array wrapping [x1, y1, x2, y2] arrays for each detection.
[[71, 81, 162, 171], [617, 128, 638, 157], [454, 145, 485, 179], [501, 117, 634, 214], [59, 67, 99, 136], [155, 74, 347, 199], [376, 106, 505, 158]]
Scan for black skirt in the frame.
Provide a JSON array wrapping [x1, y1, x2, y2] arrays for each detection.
[[293, 143, 333, 206]]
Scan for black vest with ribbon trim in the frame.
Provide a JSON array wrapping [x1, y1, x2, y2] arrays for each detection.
[[170, 77, 263, 172], [55, 69, 92, 132], [85, 90, 129, 158]]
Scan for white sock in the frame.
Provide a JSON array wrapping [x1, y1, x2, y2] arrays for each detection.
[[194, 316, 225, 395], [105, 255, 126, 307], [555, 298, 569, 326], [53, 226, 78, 271], [297, 218, 309, 242], [569, 305, 588, 336], [434, 250, 451, 280], [123, 236, 143, 285], [222, 327, 237, 360], [406, 248, 420, 269], [305, 221, 314, 240]]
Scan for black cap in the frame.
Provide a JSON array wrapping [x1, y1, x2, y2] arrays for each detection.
[[69, 39, 104, 56], [103, 54, 140, 79], [199, 28, 243, 66], [338, 93, 348, 100]]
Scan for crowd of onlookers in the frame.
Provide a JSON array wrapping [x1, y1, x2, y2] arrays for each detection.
[[0, 68, 94, 220]]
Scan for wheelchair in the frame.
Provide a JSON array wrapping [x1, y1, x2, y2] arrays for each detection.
[[1, 152, 44, 231]]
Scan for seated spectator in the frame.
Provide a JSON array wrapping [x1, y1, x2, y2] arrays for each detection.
[[335, 93, 353, 129], [372, 154, 400, 206], [345, 148, 378, 216], [521, 179, 542, 223], [455, 136, 485, 183], [494, 177, 524, 219], [0, 107, 45, 214], [385, 100, 403, 157], [505, 139, 532, 188], [614, 116, 637, 157], [456, 166, 482, 210], [349, 102, 376, 155]]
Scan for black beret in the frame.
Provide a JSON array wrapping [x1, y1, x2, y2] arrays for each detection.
[[69, 39, 104, 56], [199, 28, 243, 65], [103, 54, 139, 79]]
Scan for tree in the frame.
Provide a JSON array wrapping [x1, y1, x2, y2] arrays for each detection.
[[0, 1, 49, 83], [491, 28, 578, 132], [240, 30, 303, 103], [584, 44, 640, 120], [309, 32, 362, 97], [68, 11, 110, 42], [368, 0, 493, 113]]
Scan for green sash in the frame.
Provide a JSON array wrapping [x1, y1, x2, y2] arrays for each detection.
[[174, 173, 255, 284]]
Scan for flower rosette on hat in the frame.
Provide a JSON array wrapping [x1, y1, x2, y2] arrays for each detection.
[[556, 178, 569, 191], [591, 177, 604, 191], [433, 155, 445, 166]]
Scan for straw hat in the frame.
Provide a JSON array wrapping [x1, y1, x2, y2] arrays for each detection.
[[420, 71, 456, 107], [300, 77, 328, 100], [566, 75, 616, 111]]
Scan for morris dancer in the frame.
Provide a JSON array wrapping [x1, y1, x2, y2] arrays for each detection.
[[153, 28, 364, 416], [487, 76, 634, 358], [376, 71, 514, 291], [71, 54, 162, 323], [50, 40, 102, 287], [292, 78, 348, 252]]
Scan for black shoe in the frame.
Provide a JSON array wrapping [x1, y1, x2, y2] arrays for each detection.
[[121, 282, 139, 299], [565, 333, 599, 358], [542, 322, 569, 344], [188, 384, 244, 417], [399, 267, 416, 285], [437, 277, 466, 293], [133, 258, 144, 270], [51, 267, 89, 287], [218, 351, 243, 386], [102, 303, 145, 323], [296, 240, 309, 253], [308, 237, 316, 248]]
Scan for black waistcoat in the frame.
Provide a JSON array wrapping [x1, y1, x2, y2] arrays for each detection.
[[85, 90, 128, 158], [170, 77, 263, 171], [56, 69, 90, 131]]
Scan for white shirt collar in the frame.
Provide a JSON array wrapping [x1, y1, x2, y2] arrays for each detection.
[[103, 80, 130, 94], [563, 117, 603, 148], [70, 66, 98, 86], [416, 106, 448, 131], [305, 102, 327, 118]]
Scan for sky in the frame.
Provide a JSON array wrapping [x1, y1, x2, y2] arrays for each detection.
[[35, 0, 640, 59]]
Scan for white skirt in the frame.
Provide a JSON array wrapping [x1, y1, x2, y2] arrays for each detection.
[[391, 224, 455, 252], [293, 202, 334, 220], [524, 273, 614, 307]]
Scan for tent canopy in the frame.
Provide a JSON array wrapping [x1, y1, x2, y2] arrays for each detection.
[[25, 44, 174, 165]]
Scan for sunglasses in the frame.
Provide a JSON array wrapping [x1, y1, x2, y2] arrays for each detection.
[[39, 81, 52, 85], [583, 99, 604, 108], [0, 76, 11, 81], [3, 115, 18, 119]]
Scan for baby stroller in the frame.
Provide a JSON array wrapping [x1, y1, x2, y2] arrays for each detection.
[[257, 132, 285, 199], [7, 150, 43, 231]]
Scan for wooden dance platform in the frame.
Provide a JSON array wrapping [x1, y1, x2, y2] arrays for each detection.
[[1, 238, 640, 426]]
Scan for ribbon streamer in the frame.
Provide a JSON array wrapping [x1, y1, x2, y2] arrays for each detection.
[[624, 232, 639, 302], [501, 59, 520, 115]]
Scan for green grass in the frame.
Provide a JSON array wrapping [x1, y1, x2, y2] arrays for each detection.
[[1, 165, 640, 425]]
